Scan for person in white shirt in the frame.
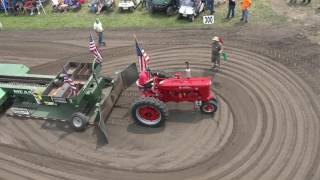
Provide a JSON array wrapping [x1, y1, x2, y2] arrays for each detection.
[[93, 18, 106, 46]]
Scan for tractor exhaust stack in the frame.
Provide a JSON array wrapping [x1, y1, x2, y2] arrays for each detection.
[[185, 61, 191, 78]]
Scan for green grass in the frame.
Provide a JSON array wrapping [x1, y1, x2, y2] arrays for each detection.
[[0, 0, 286, 29]]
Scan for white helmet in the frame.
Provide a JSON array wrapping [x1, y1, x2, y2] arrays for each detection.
[[212, 36, 219, 41]]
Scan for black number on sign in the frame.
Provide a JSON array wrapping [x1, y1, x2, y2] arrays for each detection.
[[205, 16, 213, 24]]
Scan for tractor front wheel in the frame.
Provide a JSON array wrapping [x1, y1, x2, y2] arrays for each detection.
[[70, 112, 89, 131], [131, 97, 168, 127], [200, 98, 218, 114]]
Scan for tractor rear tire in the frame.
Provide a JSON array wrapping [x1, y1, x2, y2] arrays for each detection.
[[200, 98, 218, 114], [131, 97, 168, 127], [70, 112, 89, 131]]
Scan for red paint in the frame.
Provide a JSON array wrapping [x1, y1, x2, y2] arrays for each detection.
[[138, 71, 150, 87], [138, 106, 160, 121], [137, 72, 215, 103]]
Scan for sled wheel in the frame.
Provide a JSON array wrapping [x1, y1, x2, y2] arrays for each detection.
[[200, 98, 218, 114], [189, 15, 195, 22], [70, 112, 89, 131], [166, 6, 174, 16], [131, 97, 168, 127]]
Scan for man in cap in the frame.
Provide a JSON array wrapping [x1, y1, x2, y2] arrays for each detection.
[[211, 36, 223, 70], [93, 18, 106, 46]]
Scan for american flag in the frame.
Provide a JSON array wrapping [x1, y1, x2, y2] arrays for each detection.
[[62, 66, 77, 96], [135, 38, 150, 72], [63, 75, 78, 96], [89, 33, 103, 64]]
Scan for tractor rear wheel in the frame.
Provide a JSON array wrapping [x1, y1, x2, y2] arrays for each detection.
[[200, 98, 218, 114], [131, 97, 168, 127], [70, 112, 89, 131]]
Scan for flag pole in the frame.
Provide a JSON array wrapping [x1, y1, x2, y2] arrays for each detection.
[[92, 57, 99, 84], [133, 34, 142, 72]]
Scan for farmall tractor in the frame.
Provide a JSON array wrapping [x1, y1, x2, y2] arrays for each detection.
[[131, 52, 218, 127]]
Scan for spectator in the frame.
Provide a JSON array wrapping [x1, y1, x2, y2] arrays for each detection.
[[15, 0, 24, 14], [35, 0, 42, 15], [240, 0, 251, 23], [206, 0, 214, 15], [59, 0, 69, 12], [96, 0, 105, 14], [24, 0, 36, 15], [226, 0, 236, 19], [68, 0, 81, 10], [93, 18, 106, 46], [88, 0, 104, 14]]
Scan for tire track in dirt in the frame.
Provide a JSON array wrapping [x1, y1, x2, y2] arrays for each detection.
[[0, 39, 320, 180]]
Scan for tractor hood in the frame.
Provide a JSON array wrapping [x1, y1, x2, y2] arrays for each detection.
[[179, 5, 194, 15], [158, 77, 211, 88]]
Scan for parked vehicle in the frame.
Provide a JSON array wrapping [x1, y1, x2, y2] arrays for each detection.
[[146, 0, 178, 16], [177, 0, 205, 22], [118, 0, 141, 12]]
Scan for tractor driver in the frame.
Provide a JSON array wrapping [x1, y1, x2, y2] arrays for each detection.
[[137, 70, 153, 89]]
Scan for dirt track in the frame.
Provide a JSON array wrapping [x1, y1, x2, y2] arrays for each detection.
[[0, 25, 320, 180]]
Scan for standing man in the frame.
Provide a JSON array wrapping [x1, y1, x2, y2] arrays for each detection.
[[211, 36, 223, 70], [226, 0, 236, 19], [240, 0, 251, 23], [93, 18, 106, 47], [206, 0, 214, 15]]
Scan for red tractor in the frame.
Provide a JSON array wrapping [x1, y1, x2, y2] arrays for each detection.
[[130, 59, 218, 127]]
